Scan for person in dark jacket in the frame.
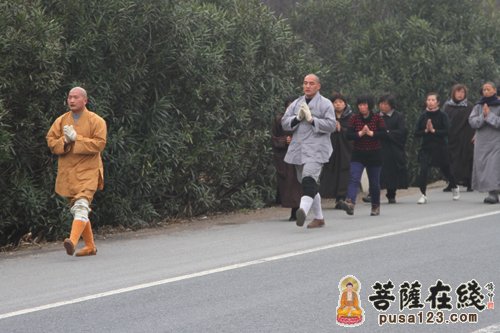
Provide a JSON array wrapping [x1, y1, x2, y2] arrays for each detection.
[[271, 97, 302, 220], [378, 94, 408, 203], [415, 92, 459, 204], [341, 95, 387, 216], [442, 84, 474, 192], [319, 92, 353, 209]]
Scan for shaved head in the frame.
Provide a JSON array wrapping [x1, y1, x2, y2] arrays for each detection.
[[67, 86, 88, 113], [303, 74, 321, 98], [69, 86, 87, 98], [305, 74, 320, 84]]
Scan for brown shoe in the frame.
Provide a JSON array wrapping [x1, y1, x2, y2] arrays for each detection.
[[370, 204, 380, 216], [63, 238, 75, 256], [75, 247, 97, 257], [307, 219, 325, 228], [296, 208, 306, 227]]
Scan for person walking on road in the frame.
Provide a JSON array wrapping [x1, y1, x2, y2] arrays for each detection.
[[415, 92, 459, 204], [341, 95, 387, 216], [271, 97, 302, 221], [468, 81, 500, 204], [281, 74, 336, 228], [46, 87, 107, 256], [442, 84, 474, 192], [319, 92, 354, 209], [378, 94, 408, 204]]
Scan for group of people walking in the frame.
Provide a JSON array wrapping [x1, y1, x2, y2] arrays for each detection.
[[272, 75, 500, 228], [44, 78, 499, 256]]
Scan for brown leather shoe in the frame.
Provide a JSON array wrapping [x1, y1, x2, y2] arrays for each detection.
[[307, 219, 325, 228]]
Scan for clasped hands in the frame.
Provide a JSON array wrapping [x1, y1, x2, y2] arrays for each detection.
[[297, 103, 313, 123], [358, 125, 373, 137], [424, 119, 435, 134], [483, 104, 490, 118], [63, 125, 77, 143]]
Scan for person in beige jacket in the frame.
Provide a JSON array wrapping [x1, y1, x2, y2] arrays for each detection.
[[46, 87, 107, 256]]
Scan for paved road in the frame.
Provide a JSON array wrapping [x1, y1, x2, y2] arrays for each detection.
[[1, 188, 499, 332]]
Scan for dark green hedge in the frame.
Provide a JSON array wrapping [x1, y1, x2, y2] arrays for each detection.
[[0, 0, 318, 246]]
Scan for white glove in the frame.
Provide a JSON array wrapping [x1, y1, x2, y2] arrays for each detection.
[[63, 125, 77, 142], [301, 102, 313, 123], [297, 106, 305, 121]]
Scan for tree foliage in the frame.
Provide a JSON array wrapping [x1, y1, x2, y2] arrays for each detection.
[[289, 0, 500, 180], [0, 0, 317, 246]]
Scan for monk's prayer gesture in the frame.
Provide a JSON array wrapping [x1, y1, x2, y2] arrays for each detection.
[[63, 125, 77, 143]]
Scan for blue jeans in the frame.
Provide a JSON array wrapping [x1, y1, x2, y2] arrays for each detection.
[[347, 162, 382, 205]]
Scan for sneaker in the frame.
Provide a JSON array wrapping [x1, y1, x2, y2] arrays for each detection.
[[307, 219, 325, 228], [417, 195, 427, 204], [296, 208, 306, 227], [452, 186, 460, 200], [340, 199, 355, 215]]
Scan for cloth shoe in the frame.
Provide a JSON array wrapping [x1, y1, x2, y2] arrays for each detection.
[[296, 208, 306, 227], [387, 197, 396, 204], [370, 204, 380, 216], [75, 221, 97, 257], [417, 194, 427, 204], [341, 199, 355, 215], [296, 196, 314, 227], [362, 195, 371, 203], [307, 219, 325, 228], [484, 191, 499, 204], [64, 220, 87, 256], [452, 186, 460, 200]]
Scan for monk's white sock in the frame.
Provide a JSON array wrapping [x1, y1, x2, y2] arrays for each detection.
[[299, 195, 314, 215], [311, 193, 323, 219]]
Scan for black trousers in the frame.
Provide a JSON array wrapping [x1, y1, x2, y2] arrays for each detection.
[[417, 159, 456, 195]]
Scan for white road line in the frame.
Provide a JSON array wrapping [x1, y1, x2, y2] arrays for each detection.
[[1, 210, 499, 320], [471, 324, 500, 333]]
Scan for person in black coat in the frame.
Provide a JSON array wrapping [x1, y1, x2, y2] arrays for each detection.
[[378, 94, 408, 203], [442, 84, 474, 192], [271, 97, 302, 220], [414, 92, 459, 204], [319, 92, 353, 208]]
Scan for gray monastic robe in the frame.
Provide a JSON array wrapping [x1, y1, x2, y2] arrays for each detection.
[[281, 93, 336, 165], [468, 103, 500, 192]]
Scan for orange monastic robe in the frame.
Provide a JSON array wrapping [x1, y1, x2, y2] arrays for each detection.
[[338, 290, 362, 317], [46, 108, 107, 202]]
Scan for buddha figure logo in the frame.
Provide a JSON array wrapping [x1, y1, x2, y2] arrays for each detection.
[[336, 275, 365, 327]]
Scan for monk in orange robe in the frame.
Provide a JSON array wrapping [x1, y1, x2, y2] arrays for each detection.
[[46, 87, 107, 256]]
